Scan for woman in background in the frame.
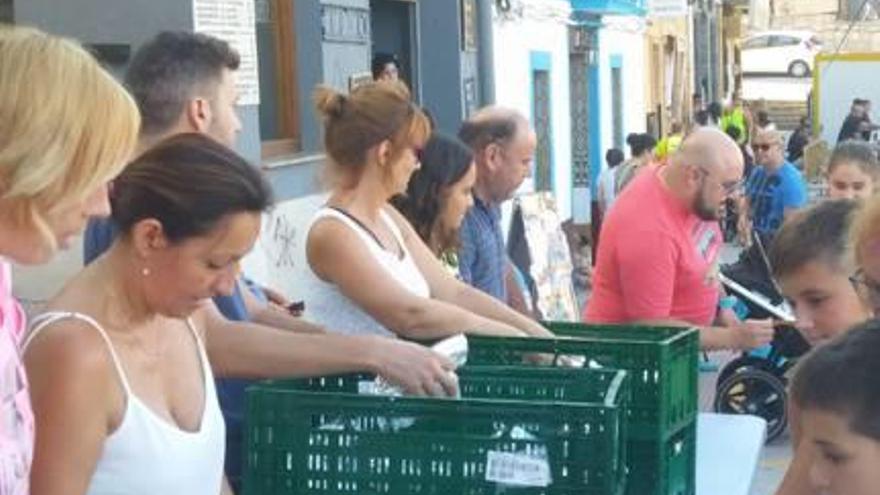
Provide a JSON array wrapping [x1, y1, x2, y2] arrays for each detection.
[[391, 132, 476, 277], [303, 81, 553, 340], [825, 141, 880, 201]]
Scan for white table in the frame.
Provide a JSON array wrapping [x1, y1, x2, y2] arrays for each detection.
[[696, 413, 767, 495]]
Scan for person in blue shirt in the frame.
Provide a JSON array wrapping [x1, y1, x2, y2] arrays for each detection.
[[457, 107, 535, 304], [741, 128, 808, 238]]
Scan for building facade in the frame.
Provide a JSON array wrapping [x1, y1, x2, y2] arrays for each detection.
[[492, 0, 575, 221], [9, 0, 494, 203]]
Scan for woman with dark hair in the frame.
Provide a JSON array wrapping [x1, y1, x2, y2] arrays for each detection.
[[825, 140, 880, 200], [303, 81, 552, 340], [24, 134, 455, 495], [391, 132, 476, 275]]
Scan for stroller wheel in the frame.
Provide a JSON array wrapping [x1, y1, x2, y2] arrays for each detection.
[[713, 367, 788, 443], [715, 355, 780, 391]]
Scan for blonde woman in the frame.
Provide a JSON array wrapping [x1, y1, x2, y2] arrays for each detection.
[[0, 26, 140, 494]]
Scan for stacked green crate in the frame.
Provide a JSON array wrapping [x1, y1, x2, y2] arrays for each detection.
[[466, 323, 699, 495], [244, 367, 630, 495]]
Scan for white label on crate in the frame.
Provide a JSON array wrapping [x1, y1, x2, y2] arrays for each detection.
[[485, 451, 552, 487], [357, 380, 379, 395]]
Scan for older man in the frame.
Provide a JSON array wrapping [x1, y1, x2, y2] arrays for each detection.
[[585, 128, 773, 350], [457, 107, 535, 303], [742, 128, 807, 238]]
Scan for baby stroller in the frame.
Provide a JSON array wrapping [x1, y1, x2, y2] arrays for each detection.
[[713, 233, 811, 443]]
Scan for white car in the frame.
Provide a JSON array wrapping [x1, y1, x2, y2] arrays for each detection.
[[741, 31, 823, 77]]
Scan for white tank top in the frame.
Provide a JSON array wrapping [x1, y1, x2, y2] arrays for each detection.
[[301, 207, 431, 337], [24, 312, 225, 495]]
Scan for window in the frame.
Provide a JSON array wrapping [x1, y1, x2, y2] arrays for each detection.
[[769, 35, 799, 47], [256, 0, 300, 159], [611, 66, 623, 150], [838, 0, 878, 20], [0, 0, 12, 23], [532, 69, 553, 192], [742, 36, 769, 50]]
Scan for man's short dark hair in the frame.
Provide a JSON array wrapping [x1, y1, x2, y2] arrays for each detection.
[[125, 31, 240, 136], [791, 320, 880, 442], [605, 148, 624, 168], [769, 199, 857, 279], [371, 52, 399, 80]]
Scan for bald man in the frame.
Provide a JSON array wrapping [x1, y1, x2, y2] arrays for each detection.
[[457, 107, 535, 303], [585, 128, 774, 350], [741, 128, 807, 237]]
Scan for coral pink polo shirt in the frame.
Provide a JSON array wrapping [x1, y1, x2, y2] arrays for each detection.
[[585, 169, 722, 326]]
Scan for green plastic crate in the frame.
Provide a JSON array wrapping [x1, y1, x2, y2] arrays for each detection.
[[243, 367, 629, 495], [467, 322, 699, 441], [627, 420, 696, 495]]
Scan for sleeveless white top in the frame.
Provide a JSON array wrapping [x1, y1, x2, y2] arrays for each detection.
[[24, 312, 225, 495], [301, 207, 431, 337]]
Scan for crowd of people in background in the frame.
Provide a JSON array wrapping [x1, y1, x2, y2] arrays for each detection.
[[4, 22, 880, 495], [590, 84, 880, 495]]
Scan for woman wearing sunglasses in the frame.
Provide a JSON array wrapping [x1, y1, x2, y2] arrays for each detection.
[[301, 81, 552, 340]]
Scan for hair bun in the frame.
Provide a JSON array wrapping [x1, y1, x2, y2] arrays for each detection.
[[314, 86, 346, 119]]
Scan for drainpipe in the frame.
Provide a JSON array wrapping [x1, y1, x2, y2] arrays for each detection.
[[477, 0, 496, 105]]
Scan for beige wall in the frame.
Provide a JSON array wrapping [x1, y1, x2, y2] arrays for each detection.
[[644, 16, 693, 135], [769, 0, 880, 52]]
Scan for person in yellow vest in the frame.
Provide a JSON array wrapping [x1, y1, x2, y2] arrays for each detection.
[[722, 95, 751, 145], [655, 121, 683, 162]]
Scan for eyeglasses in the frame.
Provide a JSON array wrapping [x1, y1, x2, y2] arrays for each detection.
[[752, 143, 775, 152], [849, 269, 880, 314], [697, 167, 743, 196], [412, 146, 424, 162]]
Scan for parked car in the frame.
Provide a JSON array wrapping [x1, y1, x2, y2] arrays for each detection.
[[741, 30, 823, 77]]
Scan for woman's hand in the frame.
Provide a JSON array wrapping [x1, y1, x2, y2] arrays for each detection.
[[366, 337, 459, 397]]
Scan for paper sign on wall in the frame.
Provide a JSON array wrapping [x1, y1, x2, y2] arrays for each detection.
[[649, 0, 688, 17], [193, 0, 260, 106]]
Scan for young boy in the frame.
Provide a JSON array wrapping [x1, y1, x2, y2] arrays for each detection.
[[788, 322, 880, 495], [769, 200, 871, 345], [770, 200, 873, 495]]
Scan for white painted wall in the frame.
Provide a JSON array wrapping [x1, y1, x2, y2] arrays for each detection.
[[492, 0, 574, 223], [598, 15, 648, 160]]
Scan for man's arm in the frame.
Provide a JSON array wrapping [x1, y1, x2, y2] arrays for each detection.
[[615, 229, 772, 350], [633, 316, 773, 351], [238, 280, 324, 334], [457, 212, 477, 285], [82, 217, 117, 265]]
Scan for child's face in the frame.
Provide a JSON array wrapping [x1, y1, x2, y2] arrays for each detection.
[[803, 409, 880, 495], [779, 261, 870, 346], [827, 162, 875, 201]]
